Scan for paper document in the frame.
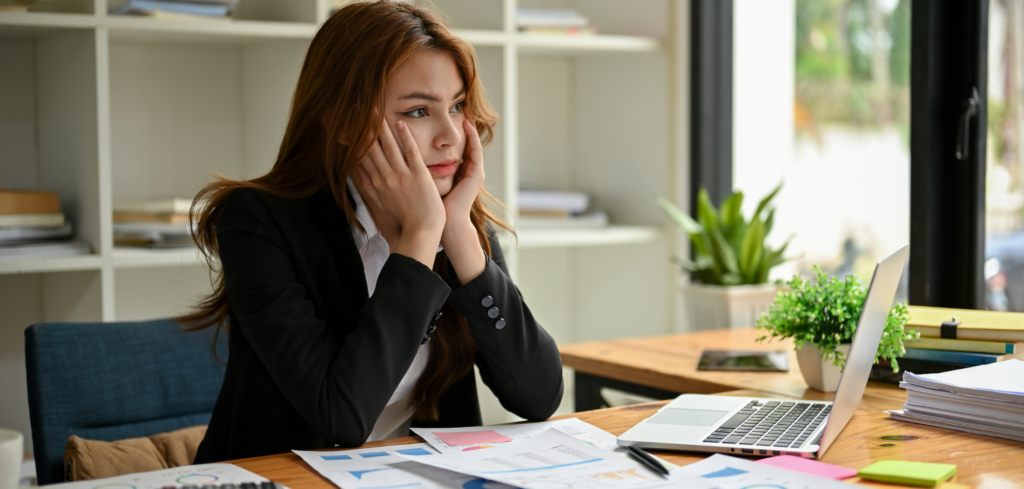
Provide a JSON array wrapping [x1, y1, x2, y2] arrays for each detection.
[[673, 454, 855, 488], [398, 429, 716, 489], [294, 443, 499, 489], [413, 417, 675, 469], [413, 418, 620, 454], [50, 464, 278, 489]]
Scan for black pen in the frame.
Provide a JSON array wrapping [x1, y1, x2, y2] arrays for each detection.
[[625, 445, 671, 479]]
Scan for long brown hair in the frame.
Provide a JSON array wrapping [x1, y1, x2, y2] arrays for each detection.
[[178, 0, 512, 421]]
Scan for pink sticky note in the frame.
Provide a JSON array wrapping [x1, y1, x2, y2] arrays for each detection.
[[433, 430, 513, 446], [756, 455, 858, 480]]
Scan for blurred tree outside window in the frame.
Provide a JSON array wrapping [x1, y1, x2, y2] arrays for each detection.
[[735, 0, 910, 295], [985, 0, 1024, 312]]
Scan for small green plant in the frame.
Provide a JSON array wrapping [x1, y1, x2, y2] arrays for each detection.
[[658, 183, 791, 285], [755, 266, 918, 371]]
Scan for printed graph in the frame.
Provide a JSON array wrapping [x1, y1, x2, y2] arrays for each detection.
[[589, 469, 647, 481], [176, 474, 220, 485]]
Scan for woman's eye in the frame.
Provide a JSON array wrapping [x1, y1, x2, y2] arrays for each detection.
[[451, 102, 465, 114], [405, 108, 427, 118]]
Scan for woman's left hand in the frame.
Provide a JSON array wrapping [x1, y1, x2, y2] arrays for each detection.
[[441, 118, 487, 284], [442, 119, 485, 228]]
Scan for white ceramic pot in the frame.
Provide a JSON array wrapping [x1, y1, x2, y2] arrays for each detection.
[[796, 342, 852, 392], [681, 283, 781, 330]]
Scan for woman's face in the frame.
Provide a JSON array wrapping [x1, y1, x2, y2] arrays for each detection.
[[383, 49, 467, 196]]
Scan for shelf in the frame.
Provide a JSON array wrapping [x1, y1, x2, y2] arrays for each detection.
[[0, 254, 102, 274], [105, 16, 318, 43], [516, 225, 661, 249], [112, 247, 206, 269], [515, 33, 662, 54], [0, 12, 97, 37]]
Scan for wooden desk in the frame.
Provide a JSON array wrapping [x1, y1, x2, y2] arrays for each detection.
[[230, 390, 1019, 488], [226, 328, 1023, 489], [559, 327, 905, 413]]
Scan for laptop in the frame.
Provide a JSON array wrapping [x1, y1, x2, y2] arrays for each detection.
[[618, 244, 909, 459]]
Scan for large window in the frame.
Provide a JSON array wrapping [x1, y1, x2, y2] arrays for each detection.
[[986, 0, 1024, 312], [733, 0, 911, 295]]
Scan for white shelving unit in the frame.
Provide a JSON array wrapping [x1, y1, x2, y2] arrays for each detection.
[[0, 0, 686, 448]]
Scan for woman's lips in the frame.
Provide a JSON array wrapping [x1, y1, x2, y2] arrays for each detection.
[[427, 159, 457, 176]]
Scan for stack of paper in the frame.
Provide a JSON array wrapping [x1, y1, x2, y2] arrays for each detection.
[[517, 189, 609, 229], [889, 359, 1024, 442], [113, 198, 196, 247], [517, 9, 598, 36], [110, 0, 240, 21], [0, 189, 88, 258]]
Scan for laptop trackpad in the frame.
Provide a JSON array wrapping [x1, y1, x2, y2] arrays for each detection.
[[647, 408, 729, 426]]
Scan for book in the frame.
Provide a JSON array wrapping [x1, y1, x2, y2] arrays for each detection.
[[110, 0, 232, 17], [518, 189, 589, 213], [113, 212, 190, 224], [0, 189, 61, 215], [113, 198, 195, 215], [517, 9, 591, 28], [0, 223, 73, 244], [0, 213, 64, 228], [857, 460, 956, 488], [904, 336, 1023, 355], [0, 241, 90, 258], [518, 211, 609, 229], [900, 348, 1021, 366], [906, 306, 1024, 342]]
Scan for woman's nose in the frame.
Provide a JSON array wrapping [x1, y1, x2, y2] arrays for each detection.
[[435, 114, 463, 149]]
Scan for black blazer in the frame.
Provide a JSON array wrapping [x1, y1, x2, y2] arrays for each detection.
[[193, 188, 564, 463]]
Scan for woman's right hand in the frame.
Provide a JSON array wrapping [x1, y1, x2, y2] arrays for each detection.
[[358, 117, 446, 268]]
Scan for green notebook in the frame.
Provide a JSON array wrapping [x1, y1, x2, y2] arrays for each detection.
[[858, 461, 956, 487]]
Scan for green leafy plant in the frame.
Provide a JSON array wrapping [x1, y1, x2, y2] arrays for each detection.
[[755, 266, 918, 371], [658, 183, 791, 285]]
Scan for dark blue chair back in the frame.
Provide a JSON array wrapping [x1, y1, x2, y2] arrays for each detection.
[[25, 318, 227, 485]]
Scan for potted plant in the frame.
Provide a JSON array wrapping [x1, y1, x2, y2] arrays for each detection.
[[755, 266, 918, 392], [658, 183, 791, 330]]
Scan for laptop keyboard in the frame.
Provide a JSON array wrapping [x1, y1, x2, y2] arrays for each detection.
[[702, 400, 831, 449]]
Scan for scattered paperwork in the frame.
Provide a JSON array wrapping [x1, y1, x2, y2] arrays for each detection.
[[755, 455, 857, 480], [673, 454, 855, 488], [50, 463, 277, 489], [293, 444, 507, 489], [413, 418, 621, 454], [397, 429, 716, 489], [889, 359, 1024, 442]]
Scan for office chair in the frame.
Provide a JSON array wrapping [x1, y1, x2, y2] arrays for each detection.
[[25, 318, 227, 485]]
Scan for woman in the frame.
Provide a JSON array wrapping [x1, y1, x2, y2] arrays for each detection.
[[182, 1, 563, 463]]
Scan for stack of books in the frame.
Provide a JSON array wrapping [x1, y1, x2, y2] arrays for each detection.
[[516, 9, 598, 36], [888, 359, 1024, 443], [871, 306, 1024, 383], [113, 198, 195, 248], [110, 0, 240, 21], [0, 189, 89, 258], [517, 189, 608, 229]]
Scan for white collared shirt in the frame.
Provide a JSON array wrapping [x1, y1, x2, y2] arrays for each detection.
[[346, 178, 432, 442]]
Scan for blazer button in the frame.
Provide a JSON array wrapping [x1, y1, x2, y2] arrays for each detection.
[[433, 310, 443, 322], [481, 295, 494, 307], [487, 306, 500, 319], [494, 318, 506, 330], [426, 324, 437, 335]]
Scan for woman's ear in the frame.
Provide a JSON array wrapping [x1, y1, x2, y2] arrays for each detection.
[[321, 111, 349, 145]]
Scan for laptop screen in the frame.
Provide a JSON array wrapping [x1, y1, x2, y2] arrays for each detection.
[[816, 244, 909, 457]]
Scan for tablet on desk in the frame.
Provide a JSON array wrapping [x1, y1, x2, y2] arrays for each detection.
[[697, 350, 789, 372]]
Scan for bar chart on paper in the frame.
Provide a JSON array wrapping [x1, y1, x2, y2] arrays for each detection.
[[293, 443, 516, 489], [398, 429, 716, 489]]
